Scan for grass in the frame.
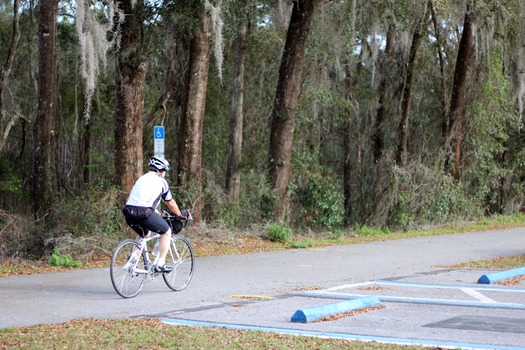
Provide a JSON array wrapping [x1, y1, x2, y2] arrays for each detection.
[[0, 214, 524, 349], [278, 214, 525, 251], [0, 318, 423, 350], [448, 254, 525, 269]]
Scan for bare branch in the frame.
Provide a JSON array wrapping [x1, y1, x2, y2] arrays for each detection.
[[0, 0, 20, 88], [0, 0, 21, 111], [0, 112, 25, 154]]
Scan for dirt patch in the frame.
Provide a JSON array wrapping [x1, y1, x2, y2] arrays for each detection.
[[358, 285, 394, 291], [0, 227, 282, 278], [496, 275, 525, 286], [312, 305, 386, 322]]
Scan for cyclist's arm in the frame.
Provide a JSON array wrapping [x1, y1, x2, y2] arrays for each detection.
[[165, 199, 182, 217]]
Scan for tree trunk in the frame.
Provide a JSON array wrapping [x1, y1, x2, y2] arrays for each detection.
[[0, 0, 21, 154], [268, 0, 317, 220], [395, 3, 428, 166], [82, 119, 91, 186], [430, 2, 449, 143], [114, 0, 146, 205], [447, 8, 474, 180], [225, 19, 248, 203], [372, 26, 394, 198], [33, 0, 58, 218], [343, 62, 356, 224], [177, 12, 211, 222]]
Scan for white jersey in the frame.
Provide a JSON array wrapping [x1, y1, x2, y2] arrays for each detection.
[[125, 171, 173, 209]]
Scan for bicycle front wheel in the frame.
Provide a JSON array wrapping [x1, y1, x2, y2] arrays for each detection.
[[110, 239, 146, 298], [163, 236, 194, 291]]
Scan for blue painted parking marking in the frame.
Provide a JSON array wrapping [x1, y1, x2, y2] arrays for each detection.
[[374, 279, 525, 292], [163, 318, 524, 350], [291, 295, 381, 323], [163, 272, 525, 349], [294, 291, 525, 310], [478, 266, 525, 284]]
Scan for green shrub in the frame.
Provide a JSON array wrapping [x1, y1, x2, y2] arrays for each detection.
[[54, 185, 124, 239], [293, 172, 344, 230], [49, 247, 82, 268], [390, 192, 413, 229], [355, 225, 390, 236], [290, 240, 315, 249], [429, 180, 477, 223], [199, 171, 277, 228], [391, 165, 482, 229], [266, 222, 293, 243], [328, 228, 344, 240]]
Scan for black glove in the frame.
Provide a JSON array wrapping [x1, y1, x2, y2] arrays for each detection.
[[180, 209, 190, 219]]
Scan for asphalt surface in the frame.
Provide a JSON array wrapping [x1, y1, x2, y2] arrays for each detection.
[[1, 227, 525, 349]]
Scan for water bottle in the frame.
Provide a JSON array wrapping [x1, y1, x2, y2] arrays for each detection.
[[153, 239, 160, 256]]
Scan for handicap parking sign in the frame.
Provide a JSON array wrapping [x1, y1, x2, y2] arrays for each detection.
[[154, 126, 165, 157], [154, 126, 164, 139]]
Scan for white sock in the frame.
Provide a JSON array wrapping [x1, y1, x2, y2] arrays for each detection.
[[156, 258, 165, 266]]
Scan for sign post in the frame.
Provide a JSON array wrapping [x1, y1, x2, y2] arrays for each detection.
[[154, 126, 165, 158]]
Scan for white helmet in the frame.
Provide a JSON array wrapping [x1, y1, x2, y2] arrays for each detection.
[[149, 156, 170, 172]]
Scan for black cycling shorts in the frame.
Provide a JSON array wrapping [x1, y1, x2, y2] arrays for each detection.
[[125, 211, 170, 237]]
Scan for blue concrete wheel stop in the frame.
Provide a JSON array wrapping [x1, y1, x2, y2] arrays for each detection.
[[478, 266, 525, 284], [291, 295, 382, 323]]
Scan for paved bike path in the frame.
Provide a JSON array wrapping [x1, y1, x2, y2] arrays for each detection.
[[1, 227, 524, 348]]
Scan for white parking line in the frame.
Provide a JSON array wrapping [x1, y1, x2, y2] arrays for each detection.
[[374, 279, 525, 292], [460, 287, 497, 303], [294, 290, 525, 310], [325, 282, 374, 291], [297, 279, 525, 310]]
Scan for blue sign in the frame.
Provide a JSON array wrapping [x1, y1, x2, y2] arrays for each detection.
[[154, 126, 165, 157], [154, 126, 164, 139]]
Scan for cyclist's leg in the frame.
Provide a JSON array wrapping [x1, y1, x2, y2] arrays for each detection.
[[157, 227, 172, 262], [126, 216, 150, 238], [139, 213, 171, 266]]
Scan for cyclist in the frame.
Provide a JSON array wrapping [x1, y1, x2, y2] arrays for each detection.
[[122, 156, 183, 273]]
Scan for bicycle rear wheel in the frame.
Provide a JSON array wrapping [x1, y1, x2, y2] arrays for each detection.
[[163, 236, 194, 291], [110, 239, 146, 298]]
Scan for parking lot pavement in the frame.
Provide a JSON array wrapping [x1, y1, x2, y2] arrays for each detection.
[[161, 268, 525, 349], [2, 227, 524, 349]]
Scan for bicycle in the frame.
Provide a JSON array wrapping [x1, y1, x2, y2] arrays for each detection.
[[110, 211, 194, 298]]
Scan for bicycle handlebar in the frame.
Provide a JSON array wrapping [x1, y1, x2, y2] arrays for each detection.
[[162, 210, 192, 230]]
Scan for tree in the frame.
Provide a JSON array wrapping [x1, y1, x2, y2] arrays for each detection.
[[114, 0, 147, 204], [225, 13, 248, 203], [0, 0, 23, 154], [343, 61, 358, 223], [177, 11, 212, 222], [268, 0, 318, 220], [395, 1, 429, 166], [75, 0, 122, 188], [372, 25, 394, 202], [446, 5, 474, 180], [2, 0, 525, 239], [33, 0, 58, 218], [430, 1, 450, 145]]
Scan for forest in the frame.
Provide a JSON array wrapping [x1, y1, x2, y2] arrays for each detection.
[[1, 0, 524, 259]]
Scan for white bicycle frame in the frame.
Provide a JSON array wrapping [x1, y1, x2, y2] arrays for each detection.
[[128, 233, 186, 276], [127, 233, 159, 275]]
